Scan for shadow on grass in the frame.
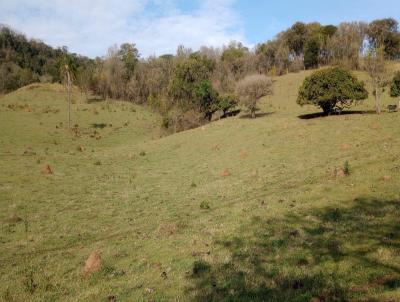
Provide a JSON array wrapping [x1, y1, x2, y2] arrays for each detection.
[[240, 112, 275, 119], [188, 197, 400, 301], [91, 123, 107, 129], [86, 96, 106, 104], [298, 110, 377, 120], [221, 109, 241, 119]]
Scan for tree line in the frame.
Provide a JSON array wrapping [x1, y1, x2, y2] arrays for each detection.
[[0, 25, 91, 93], [1, 18, 399, 130]]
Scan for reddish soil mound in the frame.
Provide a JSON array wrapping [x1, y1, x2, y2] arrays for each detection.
[[41, 164, 53, 175], [84, 251, 102, 275]]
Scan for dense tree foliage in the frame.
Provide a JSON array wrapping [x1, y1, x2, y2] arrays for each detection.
[[367, 18, 400, 59], [169, 54, 215, 108], [0, 25, 90, 93], [221, 42, 249, 78], [304, 36, 320, 69], [390, 72, 400, 98], [297, 67, 368, 114], [1, 17, 400, 131]]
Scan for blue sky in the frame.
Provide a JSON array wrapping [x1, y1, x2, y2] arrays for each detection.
[[0, 0, 399, 57], [236, 0, 399, 44]]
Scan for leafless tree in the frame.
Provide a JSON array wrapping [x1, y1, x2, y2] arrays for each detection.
[[235, 74, 273, 118], [62, 64, 73, 128], [365, 47, 389, 114]]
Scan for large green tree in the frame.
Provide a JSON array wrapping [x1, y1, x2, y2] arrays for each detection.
[[297, 67, 368, 114], [304, 36, 320, 69], [221, 41, 248, 78], [367, 18, 400, 59], [284, 22, 308, 57], [118, 43, 139, 80], [169, 53, 217, 118]]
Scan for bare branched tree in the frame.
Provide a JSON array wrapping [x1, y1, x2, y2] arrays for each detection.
[[62, 64, 73, 128], [365, 47, 389, 114]]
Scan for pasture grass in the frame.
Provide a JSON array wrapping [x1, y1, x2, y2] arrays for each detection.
[[0, 69, 400, 301]]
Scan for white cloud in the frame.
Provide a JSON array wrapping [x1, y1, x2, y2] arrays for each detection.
[[0, 0, 247, 57]]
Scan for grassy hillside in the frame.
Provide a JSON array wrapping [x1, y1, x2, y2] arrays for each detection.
[[1, 70, 400, 302]]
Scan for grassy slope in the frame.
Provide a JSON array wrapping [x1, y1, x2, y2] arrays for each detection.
[[0, 69, 400, 302]]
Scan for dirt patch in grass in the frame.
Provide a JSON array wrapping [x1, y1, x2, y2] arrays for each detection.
[[220, 169, 231, 177], [41, 164, 53, 175], [84, 251, 102, 275]]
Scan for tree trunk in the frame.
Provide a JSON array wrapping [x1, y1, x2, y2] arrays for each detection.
[[205, 111, 212, 122], [251, 109, 256, 118], [321, 102, 333, 115], [67, 71, 71, 129], [374, 82, 381, 115], [375, 91, 381, 114]]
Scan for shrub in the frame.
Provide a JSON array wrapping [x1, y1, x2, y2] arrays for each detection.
[[216, 94, 238, 117], [195, 80, 220, 121], [390, 71, 400, 98], [235, 74, 273, 118], [200, 201, 210, 210], [297, 67, 368, 114]]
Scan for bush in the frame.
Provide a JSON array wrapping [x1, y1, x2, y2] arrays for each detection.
[[390, 71, 400, 98], [235, 74, 273, 118], [200, 201, 210, 210], [216, 94, 238, 117], [297, 67, 368, 114], [195, 80, 220, 121]]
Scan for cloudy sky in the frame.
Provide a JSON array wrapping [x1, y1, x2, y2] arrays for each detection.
[[0, 0, 399, 58]]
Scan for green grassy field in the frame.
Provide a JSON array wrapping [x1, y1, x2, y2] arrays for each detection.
[[1, 69, 400, 302]]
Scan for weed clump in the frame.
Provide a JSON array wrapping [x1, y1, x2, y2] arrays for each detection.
[[4, 214, 23, 224], [200, 201, 210, 210], [344, 161, 350, 176]]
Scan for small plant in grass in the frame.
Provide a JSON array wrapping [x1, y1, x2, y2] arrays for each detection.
[[200, 201, 210, 210], [190, 181, 197, 188], [101, 265, 125, 278], [23, 269, 36, 294], [94, 161, 101, 166], [344, 161, 350, 176], [139, 151, 146, 156]]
